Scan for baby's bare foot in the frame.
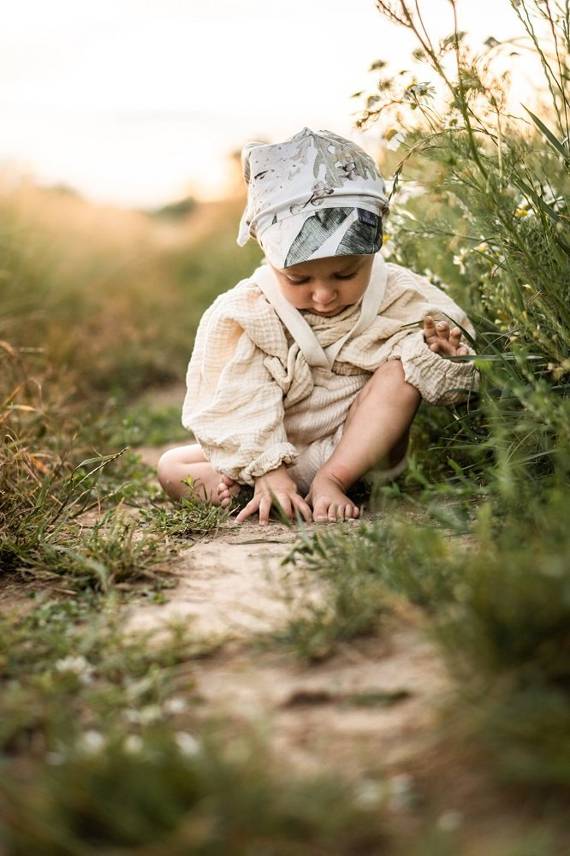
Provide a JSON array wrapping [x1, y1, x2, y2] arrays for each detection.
[[181, 469, 237, 506], [307, 472, 360, 523], [217, 474, 240, 507]]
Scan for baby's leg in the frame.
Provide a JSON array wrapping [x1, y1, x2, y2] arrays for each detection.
[[157, 443, 240, 505], [308, 360, 421, 522]]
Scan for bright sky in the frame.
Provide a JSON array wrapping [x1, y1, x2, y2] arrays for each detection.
[[1, 0, 534, 207]]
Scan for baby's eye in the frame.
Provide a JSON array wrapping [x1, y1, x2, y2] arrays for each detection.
[[287, 272, 357, 284]]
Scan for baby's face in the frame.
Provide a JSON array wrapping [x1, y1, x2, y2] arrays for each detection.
[[270, 254, 375, 317]]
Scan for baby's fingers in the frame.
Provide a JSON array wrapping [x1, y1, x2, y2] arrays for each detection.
[[235, 496, 261, 523], [258, 495, 273, 526], [423, 315, 438, 341], [292, 494, 313, 523], [449, 326, 463, 349]]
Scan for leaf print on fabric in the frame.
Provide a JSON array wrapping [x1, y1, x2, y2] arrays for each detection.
[[335, 155, 358, 180], [289, 181, 335, 215], [284, 207, 352, 267], [236, 126, 390, 267], [335, 208, 383, 256], [314, 129, 381, 187], [286, 128, 381, 190]]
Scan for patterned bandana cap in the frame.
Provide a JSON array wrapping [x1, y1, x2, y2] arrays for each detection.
[[236, 126, 390, 270]]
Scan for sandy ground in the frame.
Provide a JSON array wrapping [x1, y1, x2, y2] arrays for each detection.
[[3, 384, 565, 850], [120, 437, 452, 785]]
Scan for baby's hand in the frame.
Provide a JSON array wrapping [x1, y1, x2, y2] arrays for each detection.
[[235, 466, 312, 526], [423, 315, 470, 356]]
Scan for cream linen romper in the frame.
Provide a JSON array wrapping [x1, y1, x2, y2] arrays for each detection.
[[253, 260, 408, 496]]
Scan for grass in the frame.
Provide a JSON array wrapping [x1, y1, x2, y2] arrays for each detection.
[[0, 591, 394, 855], [140, 478, 238, 539], [104, 401, 189, 448], [1, 0, 569, 848]]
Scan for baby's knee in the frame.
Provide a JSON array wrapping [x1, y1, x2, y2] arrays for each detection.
[[157, 452, 173, 491], [156, 447, 187, 490], [371, 359, 419, 400]]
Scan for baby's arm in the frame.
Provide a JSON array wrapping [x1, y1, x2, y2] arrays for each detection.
[[184, 284, 317, 524]]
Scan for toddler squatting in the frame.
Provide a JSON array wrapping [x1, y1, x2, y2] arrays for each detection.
[[157, 127, 479, 524]]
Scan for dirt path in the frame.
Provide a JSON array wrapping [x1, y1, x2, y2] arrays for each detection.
[[123, 435, 451, 784]]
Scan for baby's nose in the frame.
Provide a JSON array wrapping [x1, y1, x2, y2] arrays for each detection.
[[312, 286, 336, 305]]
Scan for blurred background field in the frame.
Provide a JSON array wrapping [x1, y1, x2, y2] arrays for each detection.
[[1, 1, 569, 853]]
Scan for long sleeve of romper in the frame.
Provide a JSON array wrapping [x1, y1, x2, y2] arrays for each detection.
[[181, 285, 298, 485], [376, 264, 480, 405]]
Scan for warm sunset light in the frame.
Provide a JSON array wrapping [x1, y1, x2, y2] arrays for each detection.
[[1, 0, 535, 207], [3, 2, 569, 850]]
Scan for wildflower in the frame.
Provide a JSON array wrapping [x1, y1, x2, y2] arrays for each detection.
[[404, 82, 436, 101], [452, 249, 468, 275], [437, 809, 463, 832], [387, 772, 417, 811], [124, 704, 162, 725], [354, 778, 384, 808], [175, 731, 201, 757], [514, 207, 532, 219], [382, 232, 395, 258], [423, 268, 442, 286], [384, 129, 405, 151], [542, 189, 566, 212], [77, 730, 105, 754], [54, 655, 89, 673], [139, 704, 162, 723], [473, 241, 489, 253], [54, 655, 94, 685], [124, 734, 144, 754], [163, 696, 187, 715]]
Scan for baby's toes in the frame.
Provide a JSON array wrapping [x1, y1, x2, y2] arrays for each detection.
[[219, 475, 240, 498], [217, 483, 233, 507], [328, 503, 340, 522], [221, 474, 238, 490], [313, 498, 330, 523]]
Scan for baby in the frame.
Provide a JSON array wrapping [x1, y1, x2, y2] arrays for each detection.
[[157, 127, 478, 525]]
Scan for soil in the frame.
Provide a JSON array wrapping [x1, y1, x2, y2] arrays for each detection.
[[3, 378, 565, 851], [126, 411, 570, 851]]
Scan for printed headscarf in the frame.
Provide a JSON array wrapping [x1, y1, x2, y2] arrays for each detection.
[[236, 126, 390, 270]]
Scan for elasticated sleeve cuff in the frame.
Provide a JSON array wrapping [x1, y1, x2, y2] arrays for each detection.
[[400, 330, 480, 405], [216, 442, 299, 487]]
